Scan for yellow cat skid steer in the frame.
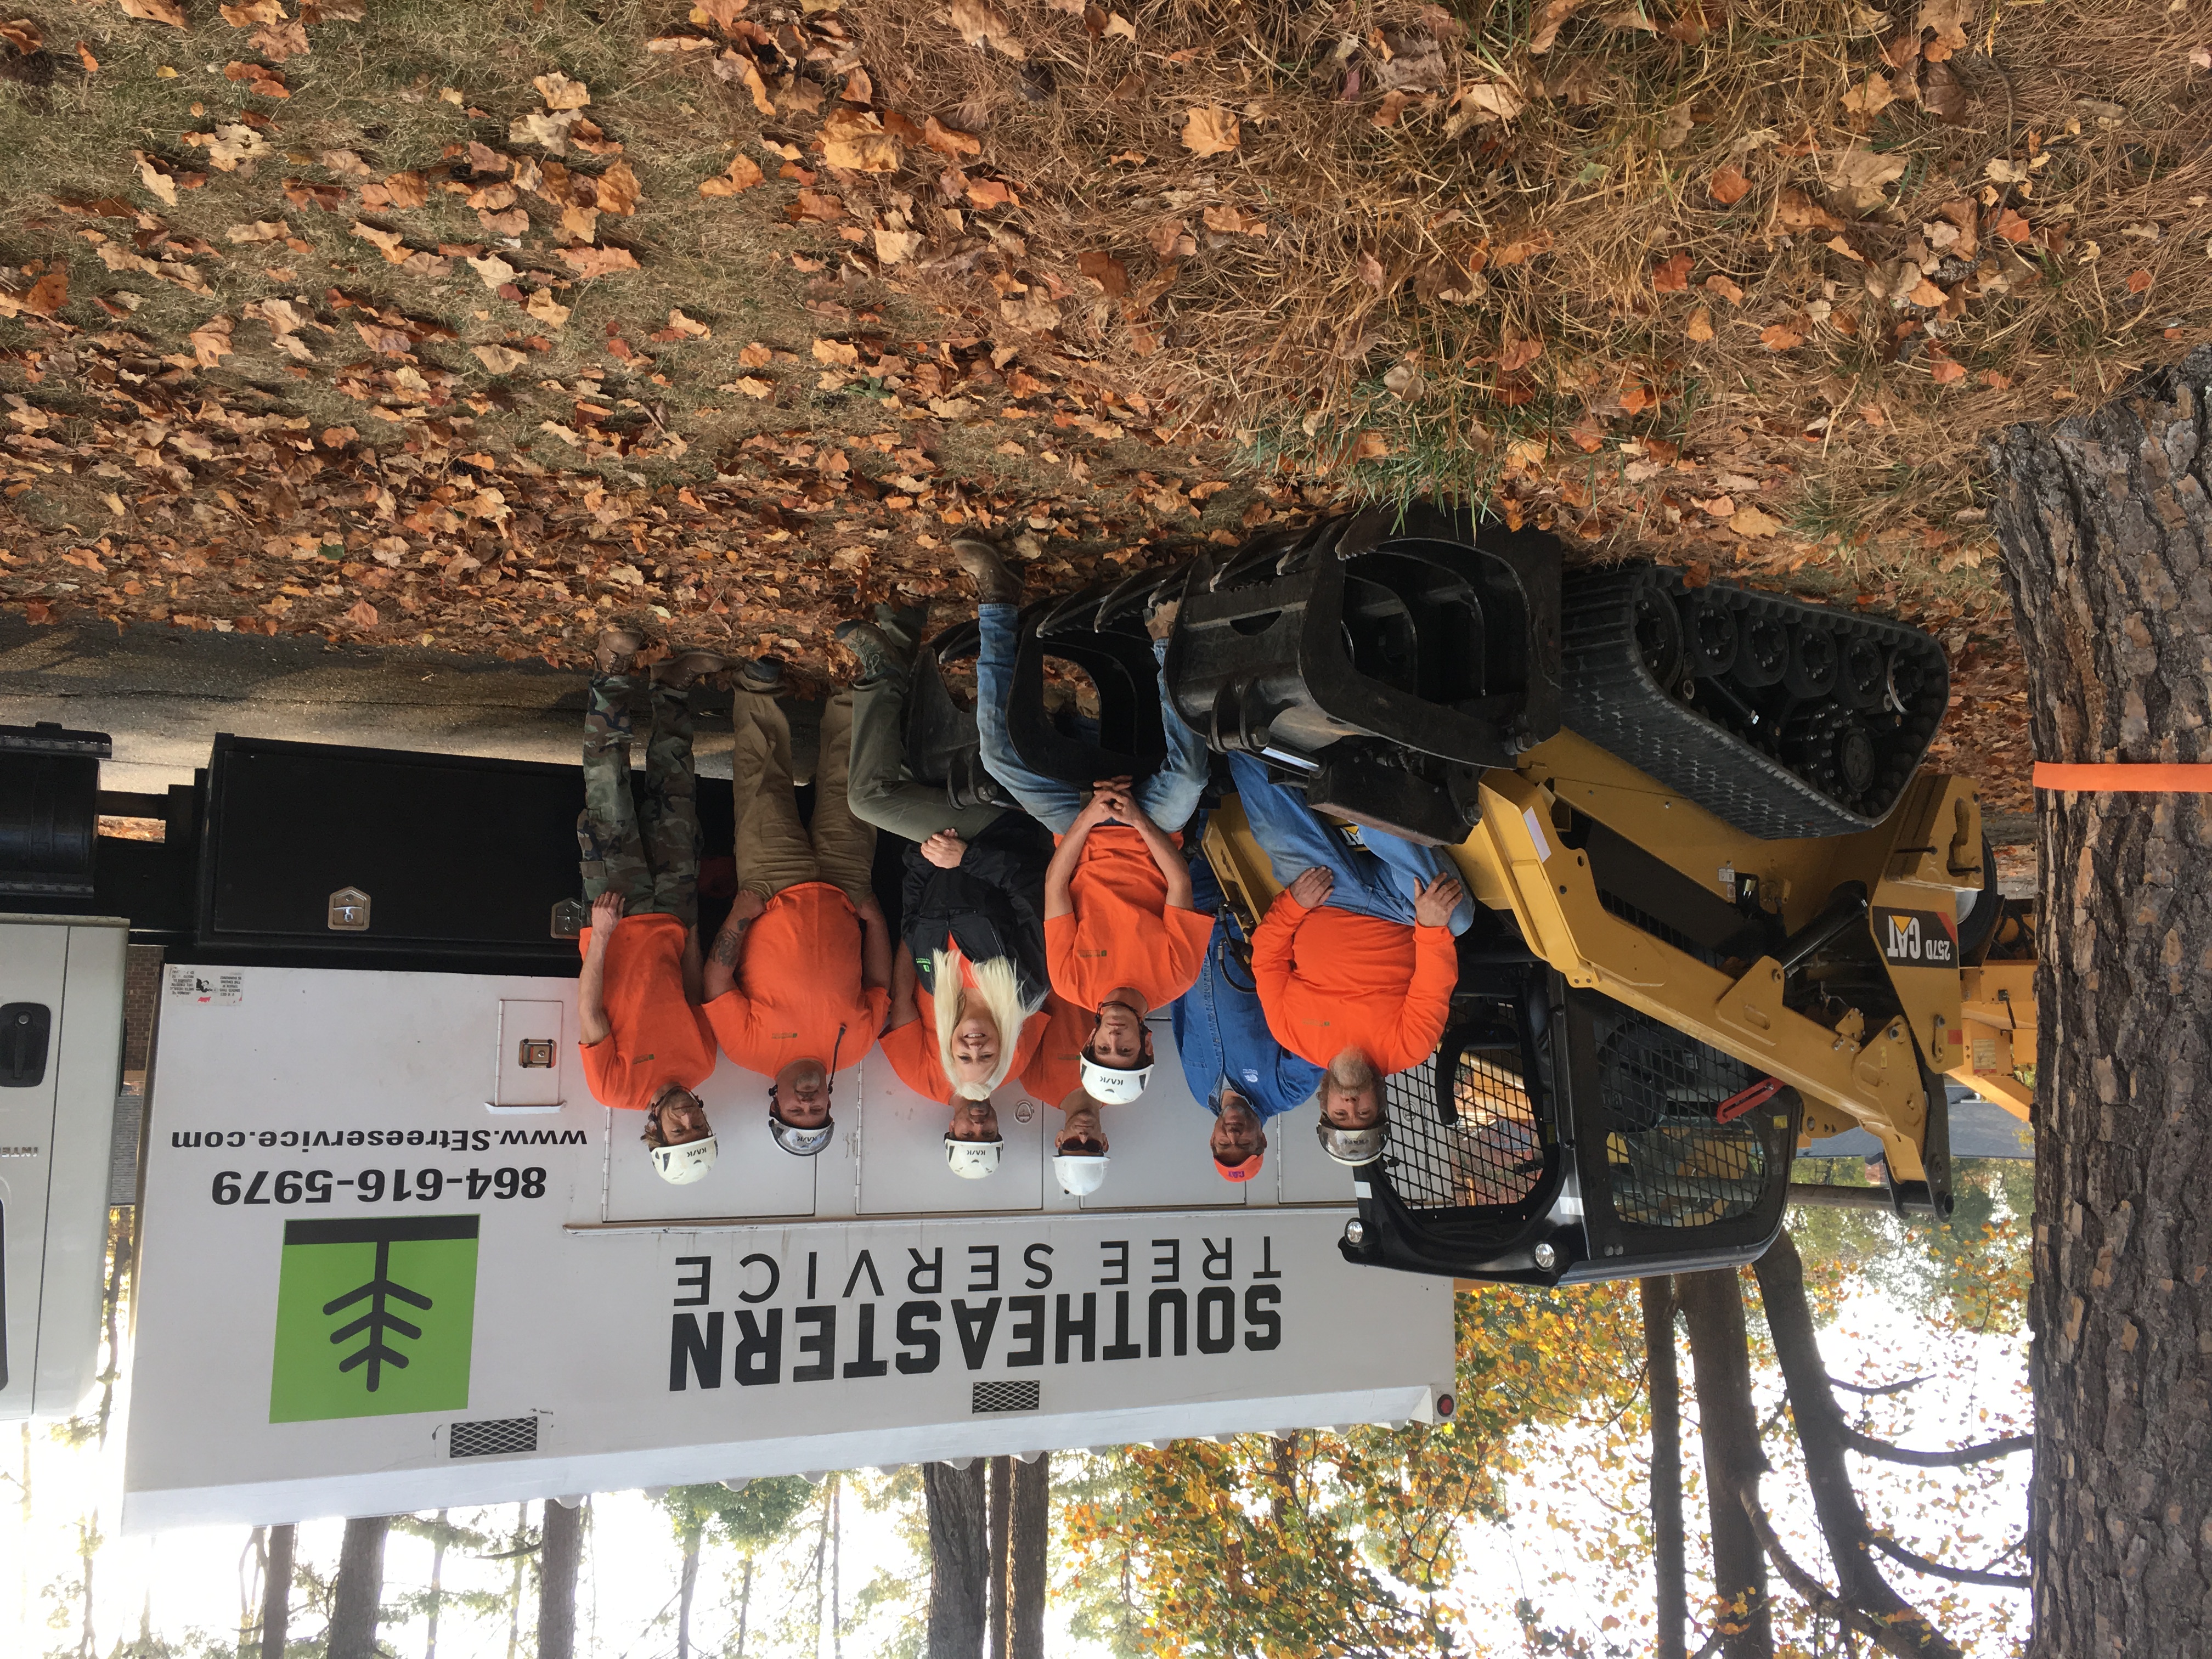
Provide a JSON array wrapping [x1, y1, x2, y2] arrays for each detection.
[[1131, 506, 2037, 1288]]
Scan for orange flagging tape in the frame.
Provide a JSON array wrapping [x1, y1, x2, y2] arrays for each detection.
[[2033, 763, 2212, 792]]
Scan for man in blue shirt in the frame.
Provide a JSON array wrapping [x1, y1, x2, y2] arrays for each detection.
[[1171, 855, 1324, 1182]]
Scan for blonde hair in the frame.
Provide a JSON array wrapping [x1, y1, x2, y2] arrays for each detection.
[[933, 949, 1044, 1101]]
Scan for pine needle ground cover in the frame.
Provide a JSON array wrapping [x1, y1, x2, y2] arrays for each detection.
[[5, 0, 2206, 813]]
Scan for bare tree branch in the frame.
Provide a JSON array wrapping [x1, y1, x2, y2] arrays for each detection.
[[1829, 1375, 1931, 1399], [1739, 1487, 1964, 1659], [1841, 1427, 2032, 1469], [1867, 1534, 2031, 1591]]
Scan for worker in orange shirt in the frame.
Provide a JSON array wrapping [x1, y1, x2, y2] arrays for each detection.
[[702, 669, 892, 1156], [573, 625, 727, 1184], [1229, 750, 1472, 1166], [954, 539, 1214, 1103]]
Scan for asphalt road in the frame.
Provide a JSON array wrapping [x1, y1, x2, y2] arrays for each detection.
[[2, 612, 2036, 872], [0, 616, 820, 790]]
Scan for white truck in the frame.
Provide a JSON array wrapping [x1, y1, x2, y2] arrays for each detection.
[[0, 721, 1454, 1527]]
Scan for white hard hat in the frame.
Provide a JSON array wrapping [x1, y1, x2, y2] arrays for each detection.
[[651, 1135, 719, 1184], [1054, 1152, 1109, 1195], [1314, 1120, 1387, 1167], [1079, 1053, 1152, 1104], [769, 1115, 834, 1158], [944, 1136, 1003, 1179]]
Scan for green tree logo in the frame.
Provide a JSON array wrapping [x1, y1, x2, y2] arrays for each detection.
[[270, 1216, 481, 1423]]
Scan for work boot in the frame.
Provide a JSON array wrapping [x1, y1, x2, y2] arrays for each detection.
[[874, 599, 930, 657], [952, 538, 1023, 607], [595, 624, 645, 676], [834, 619, 905, 684], [652, 648, 727, 691], [733, 656, 786, 695]]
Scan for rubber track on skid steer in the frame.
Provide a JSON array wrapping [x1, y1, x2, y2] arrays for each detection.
[[1559, 569, 1949, 839]]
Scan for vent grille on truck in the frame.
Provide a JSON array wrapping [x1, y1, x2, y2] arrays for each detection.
[[449, 1416, 539, 1458], [971, 1381, 1040, 1414]]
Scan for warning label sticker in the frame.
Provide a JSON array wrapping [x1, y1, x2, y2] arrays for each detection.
[[167, 966, 243, 1005]]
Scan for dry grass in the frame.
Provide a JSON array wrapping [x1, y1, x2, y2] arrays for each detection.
[[847, 0, 2211, 554], [4, 0, 2204, 815]]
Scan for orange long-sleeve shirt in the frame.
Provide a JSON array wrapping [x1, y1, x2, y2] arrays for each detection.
[[1249, 893, 1458, 1076]]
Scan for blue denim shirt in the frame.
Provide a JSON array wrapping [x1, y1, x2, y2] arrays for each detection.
[[1171, 853, 1323, 1121]]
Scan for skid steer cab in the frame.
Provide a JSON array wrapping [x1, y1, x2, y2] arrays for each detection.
[[1340, 963, 1802, 1286], [1138, 503, 2034, 1289]]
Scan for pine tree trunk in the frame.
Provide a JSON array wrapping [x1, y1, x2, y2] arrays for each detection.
[[734, 1557, 754, 1659], [987, 1455, 1012, 1659], [1643, 1278, 1687, 1659], [1986, 344, 2212, 1658], [424, 1512, 446, 1659], [258, 1523, 294, 1659], [1009, 1455, 1050, 1659], [676, 1523, 700, 1659], [74, 1516, 95, 1659], [538, 1500, 582, 1659], [925, 1460, 990, 1659], [504, 1504, 528, 1659], [329, 1516, 391, 1659], [1679, 1271, 1771, 1659]]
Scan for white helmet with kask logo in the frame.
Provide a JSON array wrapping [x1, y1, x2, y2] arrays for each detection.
[[944, 1136, 1003, 1179], [1078, 1053, 1152, 1104], [651, 1136, 719, 1184]]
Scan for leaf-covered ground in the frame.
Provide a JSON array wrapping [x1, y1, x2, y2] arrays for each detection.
[[6, 1, 2199, 814]]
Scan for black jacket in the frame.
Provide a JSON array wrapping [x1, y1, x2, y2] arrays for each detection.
[[901, 813, 1052, 1007]]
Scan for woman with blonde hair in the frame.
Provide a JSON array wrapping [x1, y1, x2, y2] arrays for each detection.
[[877, 814, 1058, 1180], [930, 946, 1044, 1102]]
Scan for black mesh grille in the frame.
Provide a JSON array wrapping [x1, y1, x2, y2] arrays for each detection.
[[1591, 1006, 1769, 1228], [972, 1381, 1040, 1414], [449, 1416, 539, 1458], [1596, 888, 1723, 968], [1379, 1051, 1549, 1212]]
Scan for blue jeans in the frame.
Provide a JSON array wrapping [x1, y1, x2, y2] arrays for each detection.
[[1171, 857, 1323, 1120], [1226, 750, 1475, 934], [975, 602, 1211, 835]]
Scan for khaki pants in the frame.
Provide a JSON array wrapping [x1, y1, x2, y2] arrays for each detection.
[[731, 690, 876, 904]]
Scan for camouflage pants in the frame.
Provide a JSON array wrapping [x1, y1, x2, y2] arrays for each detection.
[[577, 673, 699, 926]]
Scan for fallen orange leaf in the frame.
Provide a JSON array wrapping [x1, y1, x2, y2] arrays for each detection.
[[1652, 251, 1692, 292], [699, 154, 765, 196], [1709, 164, 1750, 206], [1182, 105, 1240, 156]]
